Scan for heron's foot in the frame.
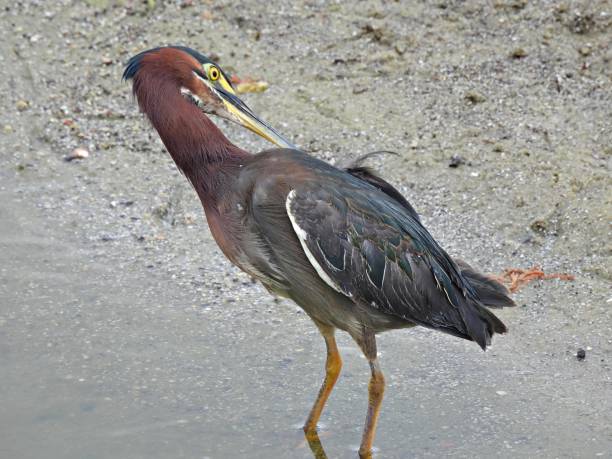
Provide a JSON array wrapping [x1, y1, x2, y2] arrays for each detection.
[[358, 447, 373, 459]]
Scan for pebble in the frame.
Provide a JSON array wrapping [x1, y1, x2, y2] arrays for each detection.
[[16, 100, 30, 111], [530, 218, 548, 233], [353, 84, 369, 95], [465, 90, 486, 104], [511, 47, 528, 59], [394, 42, 407, 55], [65, 147, 89, 161], [576, 348, 586, 361], [449, 154, 465, 168]]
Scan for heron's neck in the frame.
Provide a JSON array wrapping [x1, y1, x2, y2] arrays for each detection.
[[141, 88, 248, 201]]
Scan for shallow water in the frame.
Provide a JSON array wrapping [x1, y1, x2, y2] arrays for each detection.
[[2, 186, 611, 459]]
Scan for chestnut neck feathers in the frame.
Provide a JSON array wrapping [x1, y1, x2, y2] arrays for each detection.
[[130, 53, 248, 201]]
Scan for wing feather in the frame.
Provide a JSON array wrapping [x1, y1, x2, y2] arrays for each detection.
[[285, 189, 348, 296], [285, 181, 508, 348]]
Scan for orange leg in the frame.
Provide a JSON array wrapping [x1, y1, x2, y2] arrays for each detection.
[[359, 358, 385, 458], [304, 329, 342, 434]]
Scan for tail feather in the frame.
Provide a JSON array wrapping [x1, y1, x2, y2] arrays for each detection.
[[453, 259, 515, 350], [456, 259, 516, 308], [457, 300, 508, 350]]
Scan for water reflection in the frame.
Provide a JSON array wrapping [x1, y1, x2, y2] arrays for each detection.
[[304, 431, 328, 459], [303, 430, 376, 458]]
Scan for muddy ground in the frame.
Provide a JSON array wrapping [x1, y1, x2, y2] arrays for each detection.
[[1, 1, 611, 458]]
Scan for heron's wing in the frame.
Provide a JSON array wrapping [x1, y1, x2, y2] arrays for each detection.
[[344, 165, 421, 222], [285, 180, 507, 348]]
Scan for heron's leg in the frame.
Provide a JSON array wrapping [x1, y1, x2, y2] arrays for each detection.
[[304, 325, 342, 434], [354, 329, 385, 458]]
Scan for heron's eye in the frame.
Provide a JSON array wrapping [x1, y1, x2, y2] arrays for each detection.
[[208, 66, 220, 81]]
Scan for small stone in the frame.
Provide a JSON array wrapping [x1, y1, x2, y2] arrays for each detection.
[[530, 218, 548, 233], [353, 84, 368, 94], [368, 50, 396, 64], [183, 214, 196, 225], [465, 90, 486, 104], [570, 13, 595, 35], [576, 348, 586, 361], [394, 42, 407, 55], [578, 46, 591, 57], [509, 0, 527, 10], [16, 100, 30, 111], [449, 154, 465, 168], [511, 47, 527, 59], [519, 233, 534, 244], [514, 195, 526, 208], [3, 124, 13, 134], [496, 390, 507, 396], [65, 147, 89, 161], [101, 56, 113, 65]]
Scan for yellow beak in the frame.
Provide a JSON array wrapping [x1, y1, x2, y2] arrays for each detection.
[[216, 87, 296, 149]]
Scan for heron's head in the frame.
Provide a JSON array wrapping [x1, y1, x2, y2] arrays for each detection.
[[123, 46, 294, 148]]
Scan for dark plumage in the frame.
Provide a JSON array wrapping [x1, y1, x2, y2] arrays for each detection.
[[124, 45, 515, 457], [269, 150, 509, 349], [345, 151, 422, 222]]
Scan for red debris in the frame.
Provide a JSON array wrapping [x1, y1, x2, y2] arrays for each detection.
[[491, 266, 575, 292]]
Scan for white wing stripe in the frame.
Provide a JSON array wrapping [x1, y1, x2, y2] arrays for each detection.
[[286, 190, 349, 297]]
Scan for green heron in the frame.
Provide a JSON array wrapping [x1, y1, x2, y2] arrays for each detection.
[[123, 46, 515, 457]]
